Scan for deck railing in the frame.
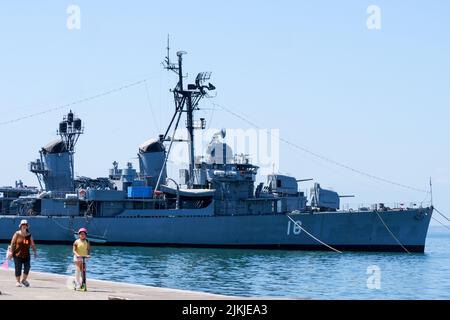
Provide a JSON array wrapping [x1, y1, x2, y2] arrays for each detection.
[[340, 201, 431, 212]]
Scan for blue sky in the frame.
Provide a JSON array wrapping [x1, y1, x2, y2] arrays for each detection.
[[0, 1, 449, 224]]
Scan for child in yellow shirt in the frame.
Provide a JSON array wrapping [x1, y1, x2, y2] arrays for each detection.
[[73, 228, 90, 290]]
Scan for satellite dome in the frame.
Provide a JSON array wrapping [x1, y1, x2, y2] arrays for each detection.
[[139, 139, 166, 153], [42, 139, 67, 154]]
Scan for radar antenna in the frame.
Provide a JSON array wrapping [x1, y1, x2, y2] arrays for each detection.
[[161, 38, 216, 188]]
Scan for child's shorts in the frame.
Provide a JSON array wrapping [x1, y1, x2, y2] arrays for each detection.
[[73, 256, 89, 263]]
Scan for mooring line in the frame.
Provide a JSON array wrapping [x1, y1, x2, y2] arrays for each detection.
[[434, 207, 450, 223], [286, 214, 342, 253], [375, 212, 410, 254], [431, 216, 450, 230]]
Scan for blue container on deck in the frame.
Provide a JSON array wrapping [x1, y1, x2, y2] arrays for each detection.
[[127, 186, 153, 198]]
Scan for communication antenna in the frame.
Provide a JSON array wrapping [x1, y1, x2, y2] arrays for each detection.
[[430, 177, 433, 207], [161, 38, 216, 188], [58, 110, 84, 152], [58, 110, 84, 189]]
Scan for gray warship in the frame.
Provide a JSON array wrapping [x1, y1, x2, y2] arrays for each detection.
[[0, 49, 433, 252]]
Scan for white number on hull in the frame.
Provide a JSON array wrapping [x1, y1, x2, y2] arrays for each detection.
[[287, 220, 302, 235]]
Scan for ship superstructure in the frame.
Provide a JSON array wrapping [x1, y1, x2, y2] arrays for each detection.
[[0, 47, 433, 252]]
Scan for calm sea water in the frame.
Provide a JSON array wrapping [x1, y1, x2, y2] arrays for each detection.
[[1, 226, 449, 299]]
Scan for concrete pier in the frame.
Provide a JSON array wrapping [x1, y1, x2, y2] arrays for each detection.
[[0, 269, 235, 300]]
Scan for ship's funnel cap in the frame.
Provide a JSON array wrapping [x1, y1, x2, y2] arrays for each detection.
[[139, 139, 166, 153], [42, 139, 67, 154]]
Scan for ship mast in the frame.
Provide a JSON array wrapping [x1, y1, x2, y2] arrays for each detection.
[[163, 37, 215, 188]]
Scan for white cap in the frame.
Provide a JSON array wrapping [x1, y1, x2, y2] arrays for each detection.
[[19, 219, 28, 227]]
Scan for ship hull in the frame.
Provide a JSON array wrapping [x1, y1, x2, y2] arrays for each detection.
[[0, 208, 432, 252]]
